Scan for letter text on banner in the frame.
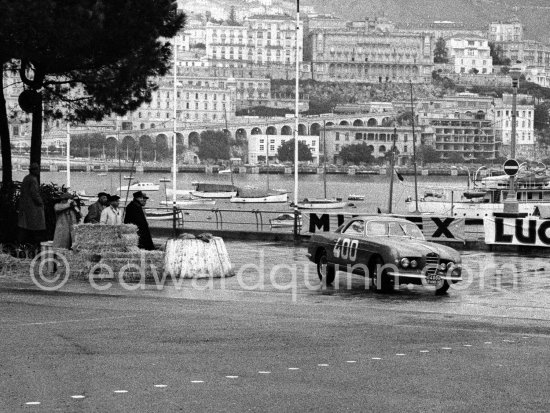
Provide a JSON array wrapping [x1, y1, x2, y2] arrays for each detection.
[[484, 217, 550, 247]]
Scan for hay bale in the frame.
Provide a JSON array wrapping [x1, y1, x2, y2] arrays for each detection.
[[72, 223, 139, 251]]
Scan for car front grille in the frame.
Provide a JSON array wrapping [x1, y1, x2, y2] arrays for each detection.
[[425, 253, 440, 275]]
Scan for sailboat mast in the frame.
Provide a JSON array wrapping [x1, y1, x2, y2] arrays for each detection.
[[388, 127, 397, 213], [293, 0, 300, 205], [266, 136, 270, 191], [409, 81, 419, 213], [323, 120, 327, 199], [172, 34, 178, 236]]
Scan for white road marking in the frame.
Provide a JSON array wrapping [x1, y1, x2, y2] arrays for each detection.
[[288, 368, 300, 370], [258, 371, 271, 374], [371, 357, 382, 360], [71, 395, 85, 399], [441, 347, 452, 350], [463, 344, 472, 347], [25, 402, 40, 405], [154, 385, 167, 388], [191, 381, 204, 383], [12, 315, 138, 327], [396, 353, 405, 356], [317, 364, 329, 367], [346, 361, 357, 363], [420, 350, 429, 353], [113, 390, 128, 394], [503, 339, 514, 343], [226, 376, 239, 379], [484, 342, 492, 344]]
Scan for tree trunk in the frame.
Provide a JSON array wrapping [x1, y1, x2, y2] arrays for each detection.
[[29, 92, 43, 175], [0, 74, 13, 185]]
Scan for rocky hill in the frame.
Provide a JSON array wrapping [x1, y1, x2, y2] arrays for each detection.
[[305, 0, 550, 42]]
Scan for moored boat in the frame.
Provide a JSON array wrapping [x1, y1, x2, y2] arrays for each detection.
[[159, 199, 216, 207], [146, 209, 184, 221], [117, 181, 160, 192], [230, 187, 288, 203], [348, 194, 365, 201], [191, 183, 237, 199], [295, 198, 347, 209]]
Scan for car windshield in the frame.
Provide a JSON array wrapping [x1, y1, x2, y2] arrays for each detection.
[[366, 221, 425, 240], [342, 220, 365, 235]]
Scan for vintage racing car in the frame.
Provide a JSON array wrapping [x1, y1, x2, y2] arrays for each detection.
[[307, 216, 462, 294]]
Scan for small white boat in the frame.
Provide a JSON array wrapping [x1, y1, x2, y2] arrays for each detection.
[[218, 169, 232, 174], [117, 181, 160, 192], [123, 176, 132, 180], [191, 183, 237, 199], [295, 198, 347, 209], [159, 177, 171, 183], [270, 213, 302, 229], [165, 188, 194, 197], [97, 172, 107, 177], [348, 194, 365, 201], [159, 199, 216, 206], [146, 209, 184, 221], [230, 187, 288, 203]]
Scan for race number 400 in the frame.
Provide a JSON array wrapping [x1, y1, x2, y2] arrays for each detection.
[[333, 238, 359, 261]]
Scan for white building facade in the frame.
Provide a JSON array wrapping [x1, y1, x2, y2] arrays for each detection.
[[248, 134, 319, 164], [448, 37, 493, 74]]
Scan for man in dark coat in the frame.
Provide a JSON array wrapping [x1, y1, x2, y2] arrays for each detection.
[[123, 191, 154, 250], [17, 163, 46, 246], [84, 192, 109, 223]]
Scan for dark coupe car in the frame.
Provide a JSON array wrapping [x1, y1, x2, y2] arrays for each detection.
[[307, 216, 462, 294]]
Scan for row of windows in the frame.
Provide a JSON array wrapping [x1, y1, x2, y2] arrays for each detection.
[[496, 110, 532, 118]]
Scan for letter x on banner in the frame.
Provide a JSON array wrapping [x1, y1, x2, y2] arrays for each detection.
[[302, 213, 466, 241]]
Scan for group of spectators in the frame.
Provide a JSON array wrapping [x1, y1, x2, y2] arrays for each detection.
[[17, 163, 154, 251]]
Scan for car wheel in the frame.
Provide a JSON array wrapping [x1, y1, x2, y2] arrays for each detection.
[[435, 279, 450, 295], [317, 251, 335, 285], [370, 256, 393, 293]]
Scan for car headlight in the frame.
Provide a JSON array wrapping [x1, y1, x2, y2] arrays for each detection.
[[439, 263, 447, 271], [400, 258, 410, 268], [410, 259, 418, 268]]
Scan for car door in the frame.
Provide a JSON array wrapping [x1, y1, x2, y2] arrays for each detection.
[[331, 219, 365, 271]]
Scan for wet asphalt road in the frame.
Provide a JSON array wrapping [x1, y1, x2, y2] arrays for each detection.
[[0, 241, 549, 412]]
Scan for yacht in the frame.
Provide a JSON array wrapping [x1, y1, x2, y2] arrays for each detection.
[[191, 183, 237, 199], [117, 181, 160, 192]]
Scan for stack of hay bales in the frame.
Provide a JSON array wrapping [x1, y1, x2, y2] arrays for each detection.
[[66, 224, 165, 282]]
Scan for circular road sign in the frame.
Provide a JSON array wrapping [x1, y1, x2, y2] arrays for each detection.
[[503, 159, 520, 176]]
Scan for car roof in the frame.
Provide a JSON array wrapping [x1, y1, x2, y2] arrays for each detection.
[[349, 215, 415, 224]]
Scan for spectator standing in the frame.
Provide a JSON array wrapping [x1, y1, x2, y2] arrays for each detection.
[[52, 193, 81, 249], [124, 191, 154, 250], [17, 163, 46, 247], [84, 192, 109, 223], [100, 195, 122, 225]]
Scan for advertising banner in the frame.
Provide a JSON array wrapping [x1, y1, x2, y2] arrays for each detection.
[[484, 217, 550, 247], [303, 212, 465, 241]]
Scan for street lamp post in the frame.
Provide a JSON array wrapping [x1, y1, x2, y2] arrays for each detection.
[[503, 67, 522, 214]]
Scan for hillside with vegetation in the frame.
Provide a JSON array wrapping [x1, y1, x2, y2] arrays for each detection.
[[306, 0, 550, 42]]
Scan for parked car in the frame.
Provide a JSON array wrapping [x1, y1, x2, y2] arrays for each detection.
[[307, 216, 462, 294]]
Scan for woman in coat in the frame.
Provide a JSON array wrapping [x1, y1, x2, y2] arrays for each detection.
[[52, 193, 81, 249]]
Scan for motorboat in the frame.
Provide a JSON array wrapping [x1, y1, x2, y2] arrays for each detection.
[[159, 177, 171, 183], [295, 198, 347, 209], [191, 183, 237, 199], [230, 187, 288, 203], [218, 169, 232, 174], [348, 194, 365, 201], [117, 181, 160, 192], [165, 188, 194, 197]]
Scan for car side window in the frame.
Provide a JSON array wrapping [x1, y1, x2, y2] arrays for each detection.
[[342, 220, 365, 236], [388, 222, 405, 236], [366, 221, 387, 236]]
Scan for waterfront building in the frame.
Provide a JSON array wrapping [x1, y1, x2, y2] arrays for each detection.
[[306, 27, 435, 83], [396, 21, 485, 41], [321, 124, 419, 165], [416, 94, 500, 161], [488, 19, 523, 42], [248, 134, 319, 164], [447, 37, 493, 74]]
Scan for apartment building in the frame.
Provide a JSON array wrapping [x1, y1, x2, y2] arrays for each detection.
[[494, 94, 535, 158], [306, 28, 435, 83], [488, 20, 523, 42], [205, 14, 303, 69], [447, 37, 493, 74], [499, 40, 550, 67], [416, 95, 500, 161], [248, 134, 319, 164]]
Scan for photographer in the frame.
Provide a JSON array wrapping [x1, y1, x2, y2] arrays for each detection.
[[52, 192, 82, 250]]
